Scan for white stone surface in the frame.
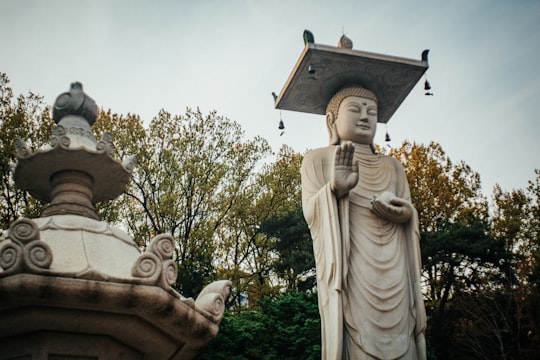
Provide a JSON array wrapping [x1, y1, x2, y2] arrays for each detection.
[[32, 215, 140, 278]]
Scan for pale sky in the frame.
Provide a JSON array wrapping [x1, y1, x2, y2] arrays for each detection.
[[1, 0, 539, 197]]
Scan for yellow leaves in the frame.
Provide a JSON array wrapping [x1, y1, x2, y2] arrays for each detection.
[[390, 141, 488, 232]]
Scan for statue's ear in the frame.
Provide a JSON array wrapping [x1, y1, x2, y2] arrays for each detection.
[[326, 112, 339, 145]]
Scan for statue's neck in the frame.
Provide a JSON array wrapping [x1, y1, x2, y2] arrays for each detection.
[[350, 142, 373, 155]]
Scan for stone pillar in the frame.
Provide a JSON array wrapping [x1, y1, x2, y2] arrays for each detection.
[[41, 170, 98, 219]]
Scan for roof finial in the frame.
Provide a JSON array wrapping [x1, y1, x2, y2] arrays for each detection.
[[52, 82, 98, 126], [337, 34, 353, 49], [303, 30, 315, 45]]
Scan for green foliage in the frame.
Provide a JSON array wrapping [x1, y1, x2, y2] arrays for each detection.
[[197, 291, 321, 360], [419, 169, 540, 359], [106, 108, 272, 297], [93, 110, 147, 224], [216, 145, 305, 306], [423, 219, 511, 304], [421, 219, 514, 359], [259, 207, 315, 292], [0, 73, 54, 228], [479, 169, 540, 359]]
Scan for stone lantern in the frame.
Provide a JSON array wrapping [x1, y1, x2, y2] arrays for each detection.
[[0, 83, 231, 359]]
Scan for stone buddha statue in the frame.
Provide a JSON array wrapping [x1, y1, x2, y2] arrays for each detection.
[[301, 86, 426, 359], [274, 32, 429, 359]]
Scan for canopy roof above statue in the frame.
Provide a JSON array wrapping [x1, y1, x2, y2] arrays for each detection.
[[274, 38, 429, 124]]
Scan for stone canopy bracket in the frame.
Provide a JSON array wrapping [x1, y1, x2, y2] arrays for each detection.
[[132, 233, 232, 324], [131, 234, 179, 291], [0, 218, 52, 276]]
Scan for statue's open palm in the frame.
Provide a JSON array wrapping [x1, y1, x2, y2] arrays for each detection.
[[331, 142, 359, 198]]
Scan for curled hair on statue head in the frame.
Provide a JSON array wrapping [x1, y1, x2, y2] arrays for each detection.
[[325, 86, 378, 146], [326, 86, 378, 120]]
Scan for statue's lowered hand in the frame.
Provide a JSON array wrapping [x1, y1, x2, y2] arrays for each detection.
[[371, 191, 413, 223]]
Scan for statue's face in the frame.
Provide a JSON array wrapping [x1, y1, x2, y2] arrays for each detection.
[[334, 96, 377, 144]]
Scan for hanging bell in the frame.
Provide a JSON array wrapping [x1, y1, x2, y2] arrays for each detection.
[[424, 80, 431, 91], [278, 119, 285, 130], [385, 131, 391, 142]]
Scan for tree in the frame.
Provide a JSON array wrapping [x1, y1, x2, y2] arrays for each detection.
[[421, 219, 513, 359], [92, 109, 147, 224], [197, 291, 321, 360], [386, 141, 504, 359], [215, 145, 305, 306], [388, 141, 488, 233], [391, 144, 539, 359], [100, 108, 272, 297], [0, 73, 54, 229], [453, 288, 517, 360], [480, 169, 540, 359], [259, 207, 315, 292], [387, 141, 492, 304]]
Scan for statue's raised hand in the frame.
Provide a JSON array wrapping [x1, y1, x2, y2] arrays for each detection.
[[331, 142, 359, 198]]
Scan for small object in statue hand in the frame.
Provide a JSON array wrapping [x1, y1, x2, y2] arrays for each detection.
[[374, 191, 396, 205]]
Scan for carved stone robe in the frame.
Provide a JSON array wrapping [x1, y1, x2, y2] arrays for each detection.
[[301, 146, 426, 360]]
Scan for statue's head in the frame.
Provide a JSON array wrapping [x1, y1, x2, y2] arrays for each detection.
[[325, 86, 378, 145]]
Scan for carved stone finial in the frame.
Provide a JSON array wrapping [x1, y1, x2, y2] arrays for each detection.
[[122, 155, 137, 172], [337, 34, 353, 49], [52, 82, 98, 125], [14, 139, 31, 159], [195, 280, 232, 324], [14, 83, 135, 215]]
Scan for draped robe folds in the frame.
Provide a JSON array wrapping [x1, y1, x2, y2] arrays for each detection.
[[301, 146, 426, 360]]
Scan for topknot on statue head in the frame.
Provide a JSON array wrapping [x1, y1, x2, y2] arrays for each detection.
[[52, 82, 98, 126]]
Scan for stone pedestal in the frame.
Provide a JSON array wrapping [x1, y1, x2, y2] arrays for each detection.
[[0, 83, 231, 359], [0, 274, 219, 359]]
